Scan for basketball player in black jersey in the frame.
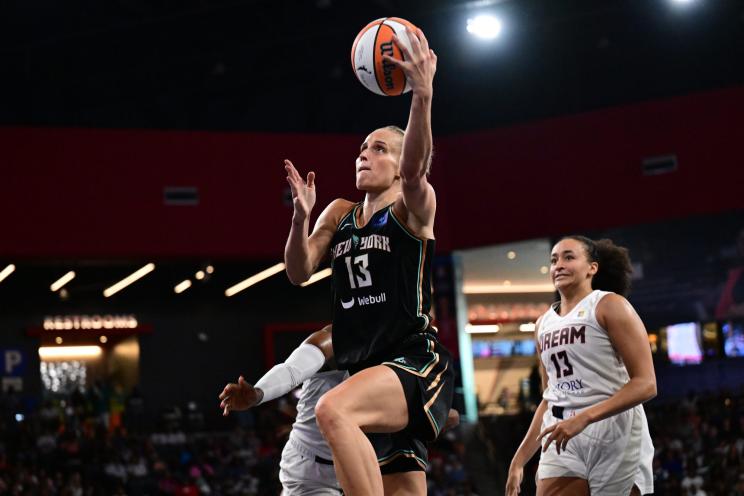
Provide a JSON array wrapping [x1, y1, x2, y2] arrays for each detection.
[[283, 26, 453, 496]]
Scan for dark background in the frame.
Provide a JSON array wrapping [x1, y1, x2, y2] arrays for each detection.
[[1, 0, 743, 134]]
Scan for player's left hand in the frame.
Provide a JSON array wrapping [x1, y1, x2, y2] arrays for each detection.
[[383, 27, 436, 99], [218, 376, 262, 416], [538, 413, 590, 455]]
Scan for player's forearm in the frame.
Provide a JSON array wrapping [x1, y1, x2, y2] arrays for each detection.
[[255, 343, 326, 404], [399, 93, 433, 182], [581, 376, 656, 425], [284, 219, 314, 284], [510, 399, 548, 469]]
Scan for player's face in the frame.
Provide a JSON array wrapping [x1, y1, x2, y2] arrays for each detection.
[[550, 238, 598, 292], [356, 129, 402, 192]]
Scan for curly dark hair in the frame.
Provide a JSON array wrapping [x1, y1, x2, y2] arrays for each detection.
[[561, 235, 633, 297]]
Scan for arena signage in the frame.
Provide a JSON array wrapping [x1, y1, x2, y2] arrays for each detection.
[[42, 314, 138, 331]]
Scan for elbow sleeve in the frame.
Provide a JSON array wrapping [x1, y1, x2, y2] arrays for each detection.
[[254, 343, 325, 404]]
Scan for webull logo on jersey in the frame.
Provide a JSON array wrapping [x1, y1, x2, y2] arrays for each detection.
[[340, 291, 387, 310], [331, 234, 391, 260]]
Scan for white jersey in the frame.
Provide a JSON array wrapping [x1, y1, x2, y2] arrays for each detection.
[[288, 370, 347, 460], [538, 290, 630, 408]]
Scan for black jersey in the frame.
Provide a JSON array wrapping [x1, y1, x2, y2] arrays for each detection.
[[330, 202, 435, 372]]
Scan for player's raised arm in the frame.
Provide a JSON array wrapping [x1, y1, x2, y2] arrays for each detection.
[[284, 160, 350, 284], [384, 27, 437, 228]]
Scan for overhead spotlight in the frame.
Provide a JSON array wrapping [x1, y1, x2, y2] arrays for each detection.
[[467, 15, 502, 40], [463, 283, 555, 294], [51, 271, 76, 292], [55, 336, 63, 344], [174, 279, 192, 294], [206, 265, 214, 274], [103, 263, 155, 298], [0, 264, 16, 284], [225, 263, 285, 297], [300, 268, 332, 287], [195, 270, 205, 280], [100, 336, 108, 344], [465, 324, 500, 334], [507, 251, 517, 260], [39, 346, 102, 359]]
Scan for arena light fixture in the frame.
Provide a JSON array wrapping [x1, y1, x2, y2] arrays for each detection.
[[0, 264, 16, 284], [519, 322, 536, 332], [103, 263, 156, 298], [465, 324, 500, 334], [50, 271, 76, 292], [467, 15, 502, 40], [463, 283, 554, 294], [300, 268, 333, 287], [174, 279, 192, 294], [39, 346, 102, 359], [225, 263, 286, 297]]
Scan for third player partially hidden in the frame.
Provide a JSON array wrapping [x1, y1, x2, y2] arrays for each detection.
[[283, 24, 453, 496], [507, 236, 656, 496]]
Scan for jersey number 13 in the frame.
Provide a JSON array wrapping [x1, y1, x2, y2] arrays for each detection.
[[344, 254, 372, 289]]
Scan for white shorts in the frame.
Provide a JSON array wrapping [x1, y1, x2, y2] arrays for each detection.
[[279, 437, 342, 496], [537, 404, 654, 495]]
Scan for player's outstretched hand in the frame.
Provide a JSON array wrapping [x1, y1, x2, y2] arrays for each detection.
[[284, 159, 316, 222], [218, 376, 263, 416]]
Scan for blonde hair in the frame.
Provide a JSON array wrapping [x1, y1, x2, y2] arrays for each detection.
[[379, 125, 433, 176]]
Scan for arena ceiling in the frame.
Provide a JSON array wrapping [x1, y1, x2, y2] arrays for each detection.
[[1, 0, 743, 134]]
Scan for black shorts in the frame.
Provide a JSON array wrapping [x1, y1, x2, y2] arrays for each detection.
[[366, 331, 454, 474]]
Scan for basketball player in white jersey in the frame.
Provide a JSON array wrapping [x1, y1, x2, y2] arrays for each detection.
[[220, 325, 346, 495], [219, 325, 460, 496], [506, 236, 656, 496]]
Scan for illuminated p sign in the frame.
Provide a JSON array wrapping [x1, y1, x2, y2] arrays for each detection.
[[2, 350, 24, 375]]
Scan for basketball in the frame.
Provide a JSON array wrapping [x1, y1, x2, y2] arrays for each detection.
[[351, 17, 419, 96]]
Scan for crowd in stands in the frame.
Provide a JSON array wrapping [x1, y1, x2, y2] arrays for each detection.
[[0, 383, 473, 495], [649, 389, 744, 495], [4, 377, 744, 495]]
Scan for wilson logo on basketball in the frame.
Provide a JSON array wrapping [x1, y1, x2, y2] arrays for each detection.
[[379, 41, 396, 90]]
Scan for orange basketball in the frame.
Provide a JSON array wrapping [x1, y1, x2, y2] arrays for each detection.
[[351, 17, 419, 96]]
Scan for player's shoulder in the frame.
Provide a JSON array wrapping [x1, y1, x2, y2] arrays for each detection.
[[596, 291, 628, 309], [327, 198, 357, 213], [596, 292, 635, 324], [318, 198, 357, 228]]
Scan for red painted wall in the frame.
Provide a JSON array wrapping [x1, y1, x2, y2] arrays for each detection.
[[3, 86, 743, 259], [437, 86, 744, 250]]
